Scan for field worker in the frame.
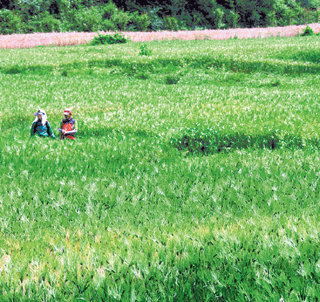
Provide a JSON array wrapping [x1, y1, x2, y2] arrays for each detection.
[[31, 109, 56, 138], [58, 108, 77, 140]]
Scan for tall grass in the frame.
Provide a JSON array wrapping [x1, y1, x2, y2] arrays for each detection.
[[0, 36, 320, 300]]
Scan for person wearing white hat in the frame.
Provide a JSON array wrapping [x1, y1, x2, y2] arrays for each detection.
[[30, 109, 56, 138], [58, 108, 77, 140]]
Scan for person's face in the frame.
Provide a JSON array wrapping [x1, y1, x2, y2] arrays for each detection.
[[65, 113, 71, 120], [38, 114, 42, 120]]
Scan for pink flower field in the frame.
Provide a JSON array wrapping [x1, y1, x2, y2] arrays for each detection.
[[0, 23, 319, 49]]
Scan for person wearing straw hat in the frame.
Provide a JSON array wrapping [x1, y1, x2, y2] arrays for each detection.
[[58, 108, 78, 140], [31, 109, 56, 138]]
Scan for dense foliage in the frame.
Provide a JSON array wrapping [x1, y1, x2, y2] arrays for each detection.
[[0, 35, 320, 300], [0, 0, 319, 34], [90, 32, 128, 45]]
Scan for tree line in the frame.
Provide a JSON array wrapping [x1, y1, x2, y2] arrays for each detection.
[[0, 0, 319, 34]]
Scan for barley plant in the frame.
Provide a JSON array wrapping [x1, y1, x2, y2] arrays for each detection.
[[0, 36, 320, 301]]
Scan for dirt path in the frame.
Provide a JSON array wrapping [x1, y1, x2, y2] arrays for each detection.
[[0, 23, 319, 49]]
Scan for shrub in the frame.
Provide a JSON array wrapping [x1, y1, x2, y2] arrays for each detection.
[[163, 16, 179, 30], [5, 65, 24, 74], [136, 71, 149, 79], [59, 6, 103, 32], [20, 18, 36, 33], [270, 78, 281, 87], [21, 12, 62, 33], [225, 10, 240, 28], [101, 1, 118, 19], [0, 9, 22, 34], [100, 2, 137, 31], [297, 0, 320, 9], [111, 9, 131, 31], [213, 7, 225, 29], [170, 128, 251, 155], [170, 126, 320, 155], [0, 0, 317, 34], [146, 7, 163, 31], [73, 6, 103, 32], [192, 12, 206, 29], [102, 19, 115, 31], [274, 0, 306, 26], [90, 32, 128, 45], [48, 0, 71, 15], [300, 6, 319, 23], [301, 25, 314, 36], [131, 12, 150, 31], [38, 12, 61, 32], [16, 0, 48, 17], [139, 44, 151, 56], [165, 74, 180, 85], [264, 10, 277, 26], [235, 0, 275, 27]]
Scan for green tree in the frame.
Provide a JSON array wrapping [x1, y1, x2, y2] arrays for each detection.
[[0, 9, 22, 34]]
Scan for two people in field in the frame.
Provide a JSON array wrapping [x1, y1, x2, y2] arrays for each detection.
[[31, 108, 77, 140]]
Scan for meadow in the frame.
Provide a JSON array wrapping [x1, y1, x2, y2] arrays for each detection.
[[1, 23, 320, 49], [0, 35, 320, 301]]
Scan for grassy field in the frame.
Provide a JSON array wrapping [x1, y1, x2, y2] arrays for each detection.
[[0, 36, 320, 301]]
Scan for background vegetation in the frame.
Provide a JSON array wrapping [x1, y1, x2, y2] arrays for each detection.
[[0, 35, 320, 300], [0, 0, 320, 34]]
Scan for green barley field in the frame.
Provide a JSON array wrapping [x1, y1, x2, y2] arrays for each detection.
[[1, 35, 320, 301]]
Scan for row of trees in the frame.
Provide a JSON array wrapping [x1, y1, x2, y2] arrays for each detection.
[[0, 0, 319, 34]]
